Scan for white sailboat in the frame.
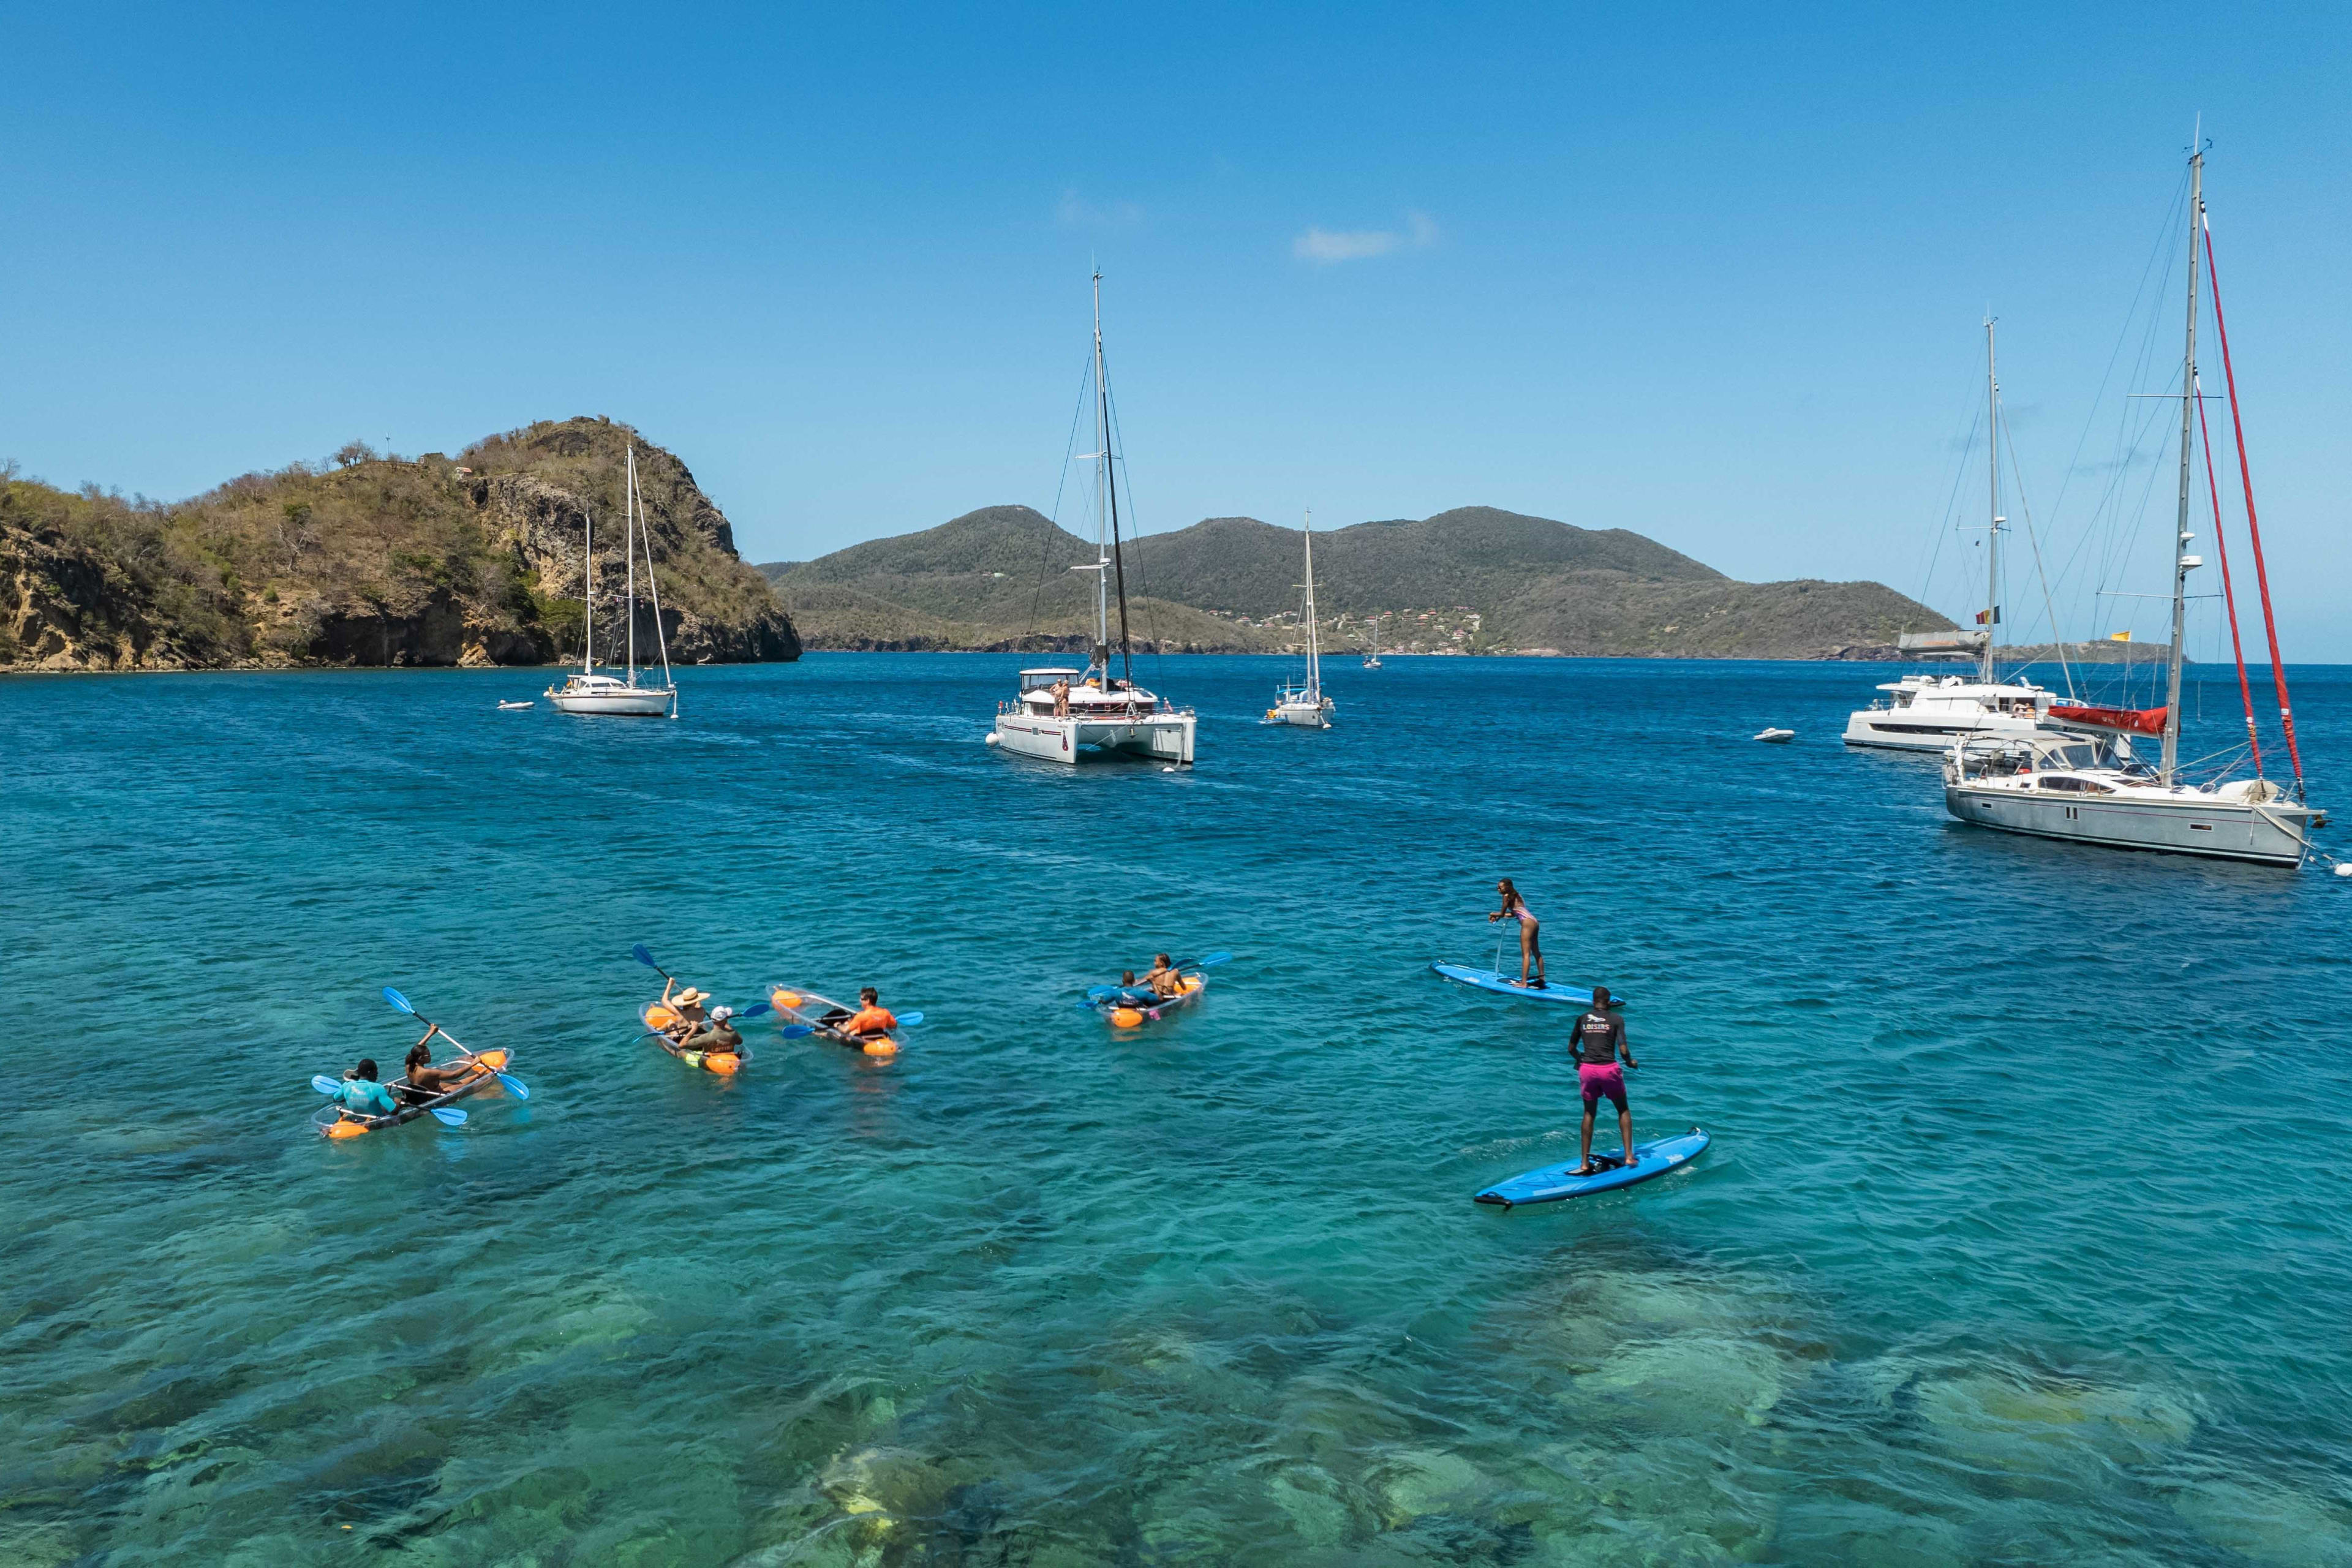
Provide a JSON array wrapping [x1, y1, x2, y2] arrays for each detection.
[[1943, 144, 2326, 868], [989, 272, 1196, 767], [1844, 319, 2059, 752], [546, 445, 677, 718], [1363, 614, 1382, 668], [1264, 510, 1335, 728]]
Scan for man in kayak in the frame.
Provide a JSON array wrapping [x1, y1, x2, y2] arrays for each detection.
[[334, 1059, 400, 1121], [680, 1004, 744, 1056], [1141, 954, 1184, 999], [1569, 986, 1640, 1175], [838, 987, 896, 1041]]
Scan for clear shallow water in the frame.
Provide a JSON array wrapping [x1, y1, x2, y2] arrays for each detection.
[[4, 653, 2351, 1567]]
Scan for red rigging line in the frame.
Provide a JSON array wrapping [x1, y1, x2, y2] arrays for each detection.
[[2195, 380, 2263, 775], [2201, 209, 2305, 789]]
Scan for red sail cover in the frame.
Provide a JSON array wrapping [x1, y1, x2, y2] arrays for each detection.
[[2049, 704, 2168, 736]]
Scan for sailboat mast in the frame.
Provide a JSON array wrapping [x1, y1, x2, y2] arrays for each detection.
[[1090, 270, 1112, 669], [624, 446, 639, 683], [1983, 316, 2000, 687], [1093, 270, 1135, 685], [2162, 144, 2204, 785], [583, 507, 595, 674], [1302, 509, 1320, 699]]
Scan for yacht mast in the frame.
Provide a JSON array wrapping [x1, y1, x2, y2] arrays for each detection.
[[1983, 316, 2001, 687], [2162, 143, 2204, 785], [624, 445, 638, 685], [1089, 271, 1111, 669], [583, 507, 595, 675], [1302, 509, 1321, 701]]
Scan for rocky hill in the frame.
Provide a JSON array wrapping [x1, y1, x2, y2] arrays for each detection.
[[1, 418, 798, 671], [763, 505, 1950, 658]]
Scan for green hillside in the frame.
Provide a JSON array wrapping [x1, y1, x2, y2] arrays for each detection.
[[3, 418, 798, 670], [763, 505, 1950, 658]]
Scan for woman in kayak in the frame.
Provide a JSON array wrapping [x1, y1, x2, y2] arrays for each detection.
[[399, 1038, 480, 1101], [1142, 954, 1183, 999], [658, 981, 712, 1041], [1488, 878, 1545, 989], [1569, 986, 1640, 1175]]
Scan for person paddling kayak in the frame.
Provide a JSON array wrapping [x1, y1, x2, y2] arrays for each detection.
[[333, 1059, 400, 1120], [837, 988, 895, 1041], [658, 982, 711, 1041], [400, 1039, 479, 1100], [1141, 953, 1184, 999], [1488, 878, 1545, 989], [1569, 985, 1640, 1175], [680, 1004, 744, 1055]]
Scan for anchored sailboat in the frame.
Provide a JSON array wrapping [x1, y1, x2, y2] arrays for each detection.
[[1363, 615, 1382, 669], [1265, 510, 1335, 728], [1943, 142, 2326, 867], [1844, 319, 2060, 752], [547, 445, 677, 718], [989, 272, 1196, 766]]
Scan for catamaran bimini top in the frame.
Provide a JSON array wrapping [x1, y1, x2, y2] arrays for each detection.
[[1019, 668, 1084, 693]]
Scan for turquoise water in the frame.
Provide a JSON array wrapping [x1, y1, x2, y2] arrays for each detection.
[[6, 654, 2351, 1566]]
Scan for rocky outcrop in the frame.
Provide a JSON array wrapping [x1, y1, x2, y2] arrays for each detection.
[[1, 418, 799, 672]]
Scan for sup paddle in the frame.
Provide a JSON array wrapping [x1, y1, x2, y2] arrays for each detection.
[[381, 987, 531, 1099]]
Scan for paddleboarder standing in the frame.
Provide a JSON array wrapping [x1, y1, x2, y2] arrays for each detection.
[[1570, 986, 1638, 1175], [1488, 878, 1545, 989]]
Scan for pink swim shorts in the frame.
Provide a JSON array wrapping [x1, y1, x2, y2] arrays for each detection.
[[1578, 1063, 1627, 1112]]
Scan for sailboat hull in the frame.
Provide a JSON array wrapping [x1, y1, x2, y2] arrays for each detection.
[[1263, 699, 1333, 728], [1943, 782, 2315, 867], [547, 687, 674, 716]]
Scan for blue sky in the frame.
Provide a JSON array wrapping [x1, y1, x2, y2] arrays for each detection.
[[6, 2, 2348, 654]]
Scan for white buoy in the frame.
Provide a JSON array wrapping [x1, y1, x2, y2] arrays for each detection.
[[984, 733, 1000, 747], [2335, 862, 2351, 878]]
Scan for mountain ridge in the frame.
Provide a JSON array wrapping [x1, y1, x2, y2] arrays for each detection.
[[761, 504, 1950, 658]]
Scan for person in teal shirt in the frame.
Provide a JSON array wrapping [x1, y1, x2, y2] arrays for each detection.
[[336, 1059, 399, 1121]]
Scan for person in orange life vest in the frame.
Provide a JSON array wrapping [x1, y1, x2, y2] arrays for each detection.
[[840, 987, 896, 1040]]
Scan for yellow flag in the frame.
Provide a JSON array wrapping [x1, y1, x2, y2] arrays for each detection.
[[2109, 631, 2132, 642]]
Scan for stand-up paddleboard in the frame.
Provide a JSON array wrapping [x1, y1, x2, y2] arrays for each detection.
[[1430, 963, 1625, 1008], [1474, 1127, 1709, 1207]]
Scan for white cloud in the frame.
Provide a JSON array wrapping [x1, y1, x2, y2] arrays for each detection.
[[1293, 211, 1439, 265], [1058, 189, 1144, 228]]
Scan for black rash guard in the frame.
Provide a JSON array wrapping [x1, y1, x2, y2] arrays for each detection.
[[1570, 1009, 1625, 1066]]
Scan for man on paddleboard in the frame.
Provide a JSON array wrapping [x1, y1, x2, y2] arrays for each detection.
[[1570, 986, 1639, 1175]]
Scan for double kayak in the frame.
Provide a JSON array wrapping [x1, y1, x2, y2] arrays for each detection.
[[769, 984, 903, 1058], [1088, 972, 1206, 1027], [314, 1049, 516, 1139], [1473, 1127, 1710, 1206], [1430, 963, 1625, 1008], [642, 1002, 748, 1075]]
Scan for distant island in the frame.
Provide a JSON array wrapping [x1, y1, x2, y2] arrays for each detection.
[[6, 421, 1975, 671], [763, 505, 1955, 660], [1, 417, 797, 671]]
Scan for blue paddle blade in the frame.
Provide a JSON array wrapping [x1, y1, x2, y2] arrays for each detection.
[[1085, 986, 1118, 1001], [312, 1074, 342, 1095], [737, 1001, 773, 1019], [631, 943, 658, 969], [429, 1106, 467, 1126], [1194, 951, 1232, 968], [896, 1011, 924, 1028], [778, 1025, 814, 1038], [496, 1072, 530, 1101], [1077, 999, 1101, 1012], [382, 986, 415, 1015]]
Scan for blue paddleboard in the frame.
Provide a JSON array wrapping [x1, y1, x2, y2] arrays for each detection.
[[1474, 1127, 1710, 1207], [1430, 962, 1625, 1008]]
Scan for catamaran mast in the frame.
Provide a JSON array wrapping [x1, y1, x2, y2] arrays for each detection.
[[1983, 317, 2002, 687], [1089, 271, 1112, 670], [1091, 270, 1136, 687], [1302, 509, 1321, 701], [2162, 143, 2204, 785]]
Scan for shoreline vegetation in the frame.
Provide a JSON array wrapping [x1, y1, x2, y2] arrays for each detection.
[[12, 422, 2001, 672]]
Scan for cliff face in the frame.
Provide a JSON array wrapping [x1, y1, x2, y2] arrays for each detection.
[[1, 418, 798, 672]]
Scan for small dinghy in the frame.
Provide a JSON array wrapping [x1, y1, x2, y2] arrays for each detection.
[[1754, 727, 1794, 743], [499, 700, 535, 710]]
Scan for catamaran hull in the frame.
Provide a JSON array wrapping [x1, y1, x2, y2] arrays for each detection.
[[1944, 783, 2315, 867], [995, 712, 1196, 765], [548, 688, 673, 716]]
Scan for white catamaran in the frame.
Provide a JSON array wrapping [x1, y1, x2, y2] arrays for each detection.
[[989, 272, 1196, 767], [546, 444, 678, 718], [1844, 319, 2059, 752], [1943, 145, 2325, 868], [1264, 510, 1335, 728]]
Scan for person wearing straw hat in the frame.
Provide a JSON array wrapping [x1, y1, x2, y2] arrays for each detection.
[[658, 979, 712, 1042]]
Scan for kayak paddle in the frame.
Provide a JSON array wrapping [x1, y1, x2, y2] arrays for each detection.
[[381, 986, 531, 1099], [896, 1011, 924, 1028], [631, 943, 672, 981], [312, 1075, 343, 1095]]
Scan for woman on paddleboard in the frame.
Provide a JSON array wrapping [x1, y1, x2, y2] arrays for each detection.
[[1570, 986, 1639, 1175], [1488, 878, 1545, 989]]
